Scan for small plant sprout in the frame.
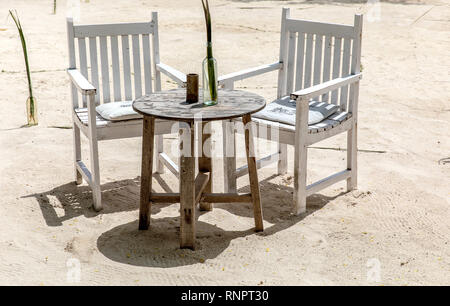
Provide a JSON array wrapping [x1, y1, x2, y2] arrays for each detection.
[[9, 10, 38, 126]]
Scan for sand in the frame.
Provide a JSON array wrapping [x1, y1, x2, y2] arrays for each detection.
[[0, 0, 449, 285]]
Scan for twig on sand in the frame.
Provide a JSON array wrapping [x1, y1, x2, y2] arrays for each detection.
[[411, 5, 436, 25], [310, 146, 387, 154]]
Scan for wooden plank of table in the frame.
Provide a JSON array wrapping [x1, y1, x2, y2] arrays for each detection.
[[198, 121, 213, 211], [202, 193, 252, 203], [150, 193, 180, 203], [139, 116, 154, 230], [194, 172, 210, 205], [242, 114, 264, 232], [180, 121, 196, 249]]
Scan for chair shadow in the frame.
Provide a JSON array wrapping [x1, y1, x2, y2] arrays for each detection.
[[23, 174, 173, 227], [96, 174, 346, 268]]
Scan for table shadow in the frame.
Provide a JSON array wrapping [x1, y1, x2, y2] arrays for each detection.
[[96, 175, 346, 268]]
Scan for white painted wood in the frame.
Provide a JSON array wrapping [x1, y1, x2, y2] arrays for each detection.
[[156, 63, 187, 87], [340, 38, 352, 111], [277, 8, 290, 99], [89, 37, 100, 104], [286, 31, 296, 95], [294, 32, 305, 91], [290, 73, 362, 101], [76, 161, 92, 186], [67, 18, 79, 108], [99, 36, 111, 103], [132, 34, 142, 98], [307, 118, 353, 145], [303, 33, 314, 89], [219, 12, 363, 214], [121, 35, 132, 100], [67, 12, 183, 210], [78, 37, 88, 106], [87, 93, 102, 211], [306, 170, 351, 196], [142, 34, 153, 95], [235, 152, 280, 178], [347, 14, 363, 191], [222, 118, 237, 193], [155, 135, 165, 174], [67, 69, 96, 95], [293, 98, 308, 215], [331, 37, 342, 105], [218, 62, 282, 86], [152, 12, 162, 92], [313, 34, 323, 86], [322, 35, 332, 102], [159, 152, 179, 178], [73, 122, 82, 185], [278, 142, 288, 175], [74, 22, 153, 38], [110, 35, 122, 101], [286, 18, 356, 38]]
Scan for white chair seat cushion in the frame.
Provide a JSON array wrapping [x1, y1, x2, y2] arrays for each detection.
[[96, 101, 142, 121], [253, 96, 340, 126]]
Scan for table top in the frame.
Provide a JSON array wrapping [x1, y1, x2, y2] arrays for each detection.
[[132, 89, 266, 121]]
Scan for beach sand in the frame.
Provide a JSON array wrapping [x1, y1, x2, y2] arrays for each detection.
[[0, 0, 449, 285]]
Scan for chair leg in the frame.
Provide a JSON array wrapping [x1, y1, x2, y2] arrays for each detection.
[[89, 135, 102, 211], [293, 142, 307, 215], [347, 123, 358, 191], [278, 143, 288, 175], [73, 122, 82, 185], [154, 135, 164, 174], [222, 120, 237, 193], [87, 94, 102, 211]]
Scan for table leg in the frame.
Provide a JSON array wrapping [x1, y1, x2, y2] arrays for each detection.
[[242, 114, 264, 232], [180, 121, 196, 249], [139, 116, 155, 230], [199, 121, 212, 211]]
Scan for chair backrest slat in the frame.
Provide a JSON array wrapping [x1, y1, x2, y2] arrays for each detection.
[[303, 33, 314, 89], [279, 10, 362, 112], [142, 34, 153, 95], [331, 37, 342, 105], [313, 34, 323, 86], [339, 38, 352, 110], [99, 36, 110, 103], [89, 37, 100, 104], [78, 37, 88, 106], [110, 35, 122, 101], [285, 32, 296, 95], [121, 35, 132, 100], [67, 17, 160, 107], [322, 35, 332, 102], [132, 34, 142, 98], [294, 32, 305, 91]]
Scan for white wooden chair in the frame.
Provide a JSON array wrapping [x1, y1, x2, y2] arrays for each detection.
[[67, 12, 186, 211], [220, 8, 363, 215]]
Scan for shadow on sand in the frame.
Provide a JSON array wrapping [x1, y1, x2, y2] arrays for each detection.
[[26, 174, 346, 267]]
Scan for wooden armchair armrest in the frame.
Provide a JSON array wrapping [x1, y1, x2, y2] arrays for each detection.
[[290, 73, 362, 102], [218, 62, 282, 86], [156, 63, 187, 87], [67, 69, 96, 95]]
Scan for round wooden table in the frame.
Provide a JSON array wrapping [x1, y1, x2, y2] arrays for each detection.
[[133, 89, 266, 249]]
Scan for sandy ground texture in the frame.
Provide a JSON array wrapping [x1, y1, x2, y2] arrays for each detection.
[[0, 0, 449, 286]]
